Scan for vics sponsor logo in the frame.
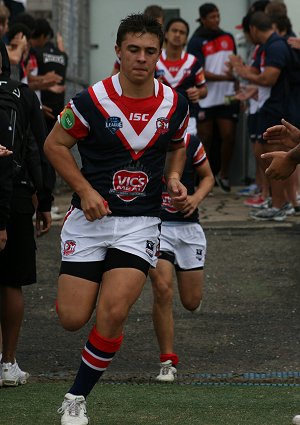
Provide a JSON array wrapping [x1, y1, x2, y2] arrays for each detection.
[[110, 170, 149, 202]]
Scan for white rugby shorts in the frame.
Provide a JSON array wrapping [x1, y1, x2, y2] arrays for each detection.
[[61, 208, 161, 268], [159, 221, 206, 269]]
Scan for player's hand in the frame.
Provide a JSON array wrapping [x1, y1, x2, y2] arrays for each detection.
[[0, 229, 7, 251], [80, 188, 112, 221], [0, 144, 13, 157], [186, 86, 200, 103], [167, 178, 187, 211], [263, 119, 300, 149], [36, 211, 52, 237], [181, 195, 199, 217]]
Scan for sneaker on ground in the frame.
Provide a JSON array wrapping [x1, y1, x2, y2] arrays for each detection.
[[215, 174, 231, 193], [236, 184, 258, 196], [2, 361, 29, 386], [244, 195, 269, 208], [292, 414, 300, 424], [156, 360, 177, 382], [0, 362, 3, 387], [57, 393, 89, 425], [250, 207, 286, 222], [282, 202, 295, 216]]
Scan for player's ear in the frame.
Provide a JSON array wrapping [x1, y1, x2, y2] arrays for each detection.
[[115, 44, 121, 59]]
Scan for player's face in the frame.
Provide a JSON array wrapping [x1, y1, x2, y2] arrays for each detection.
[[165, 22, 188, 48], [116, 32, 161, 84], [201, 10, 220, 31]]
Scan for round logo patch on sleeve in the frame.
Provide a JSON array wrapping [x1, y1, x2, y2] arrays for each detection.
[[61, 108, 75, 130]]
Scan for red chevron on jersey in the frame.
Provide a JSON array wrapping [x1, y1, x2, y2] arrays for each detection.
[[88, 75, 178, 161], [157, 51, 197, 88]]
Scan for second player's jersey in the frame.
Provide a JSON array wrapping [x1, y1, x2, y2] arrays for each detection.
[[59, 74, 189, 217], [156, 49, 205, 117], [161, 133, 207, 223]]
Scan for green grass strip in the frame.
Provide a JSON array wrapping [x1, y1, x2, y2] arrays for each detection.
[[1, 381, 299, 424]]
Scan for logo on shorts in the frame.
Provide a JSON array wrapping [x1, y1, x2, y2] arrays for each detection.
[[110, 169, 149, 202], [156, 117, 169, 134], [162, 191, 177, 213], [146, 240, 155, 258], [196, 248, 203, 261], [63, 240, 76, 256], [106, 116, 123, 134]]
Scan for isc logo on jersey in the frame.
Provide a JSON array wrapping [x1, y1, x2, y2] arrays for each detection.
[[111, 170, 149, 202], [129, 113, 149, 121]]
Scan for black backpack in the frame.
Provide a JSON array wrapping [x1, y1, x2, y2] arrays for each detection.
[[0, 78, 29, 176]]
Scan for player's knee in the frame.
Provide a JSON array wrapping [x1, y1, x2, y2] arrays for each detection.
[[153, 280, 173, 304], [57, 306, 91, 331], [182, 295, 202, 311]]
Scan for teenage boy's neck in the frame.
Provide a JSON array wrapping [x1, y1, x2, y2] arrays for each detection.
[[119, 73, 155, 98], [165, 44, 183, 60]]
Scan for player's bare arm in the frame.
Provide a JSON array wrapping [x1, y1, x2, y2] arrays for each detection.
[[164, 141, 187, 209], [44, 122, 110, 221]]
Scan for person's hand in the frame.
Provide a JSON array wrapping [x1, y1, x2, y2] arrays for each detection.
[[42, 105, 55, 119], [36, 211, 52, 237], [42, 71, 63, 88], [263, 119, 300, 149], [0, 144, 13, 157], [0, 229, 7, 251], [56, 32, 65, 52], [48, 84, 65, 94], [80, 188, 112, 221], [167, 178, 187, 211], [186, 86, 201, 103], [180, 194, 199, 217], [234, 85, 258, 101], [261, 151, 297, 180], [288, 37, 300, 50]]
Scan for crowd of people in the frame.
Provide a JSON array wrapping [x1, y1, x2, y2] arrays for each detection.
[[1, 1, 300, 424]]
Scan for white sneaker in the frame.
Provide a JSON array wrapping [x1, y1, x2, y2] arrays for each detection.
[[2, 361, 29, 386], [0, 362, 3, 387], [156, 360, 177, 382], [57, 393, 89, 425]]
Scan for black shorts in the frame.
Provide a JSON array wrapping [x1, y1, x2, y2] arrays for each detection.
[[247, 113, 259, 143], [60, 248, 150, 284], [0, 212, 36, 286], [256, 111, 282, 143], [197, 103, 240, 122]]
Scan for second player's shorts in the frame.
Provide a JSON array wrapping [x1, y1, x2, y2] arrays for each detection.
[[158, 222, 206, 270]]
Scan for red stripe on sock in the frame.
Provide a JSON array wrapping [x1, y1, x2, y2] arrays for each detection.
[[160, 353, 179, 366], [89, 325, 123, 353], [82, 348, 112, 369]]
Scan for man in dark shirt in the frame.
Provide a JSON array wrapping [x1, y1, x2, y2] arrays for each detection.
[[0, 39, 53, 387], [233, 11, 292, 222]]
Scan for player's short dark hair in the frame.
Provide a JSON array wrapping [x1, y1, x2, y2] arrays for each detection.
[[198, 3, 218, 20], [31, 18, 53, 39], [7, 23, 31, 42], [116, 13, 164, 48], [144, 5, 164, 22], [165, 17, 189, 37], [249, 0, 270, 13], [12, 12, 36, 33], [249, 11, 272, 31]]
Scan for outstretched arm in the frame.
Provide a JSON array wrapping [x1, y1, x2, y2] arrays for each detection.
[[261, 146, 300, 180]]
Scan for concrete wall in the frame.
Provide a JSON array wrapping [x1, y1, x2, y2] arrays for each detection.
[[89, 0, 249, 84]]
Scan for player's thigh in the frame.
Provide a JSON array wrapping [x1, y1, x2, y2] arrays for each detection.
[[57, 273, 100, 329], [176, 269, 204, 307]]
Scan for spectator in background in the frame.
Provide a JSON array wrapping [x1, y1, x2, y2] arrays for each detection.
[[3, 0, 26, 24], [232, 11, 293, 221], [187, 2, 239, 193], [30, 18, 68, 133]]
